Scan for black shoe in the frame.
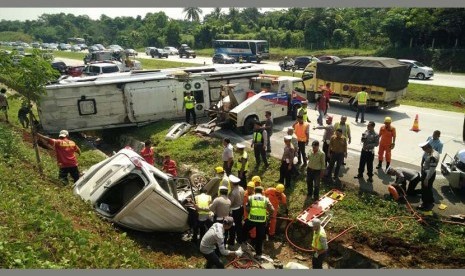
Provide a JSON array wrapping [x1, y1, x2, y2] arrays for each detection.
[[354, 175, 363, 179], [376, 163, 382, 169]]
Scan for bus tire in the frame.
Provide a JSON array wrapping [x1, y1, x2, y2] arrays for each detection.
[[242, 116, 257, 135]]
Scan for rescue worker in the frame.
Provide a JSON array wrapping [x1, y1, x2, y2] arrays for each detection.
[[297, 101, 311, 123], [385, 167, 422, 197], [315, 94, 327, 126], [17, 104, 32, 129], [227, 175, 245, 247], [307, 141, 326, 201], [334, 116, 351, 144], [311, 218, 328, 269], [193, 189, 212, 244], [264, 184, 288, 239], [278, 135, 295, 188], [354, 121, 379, 182], [140, 140, 155, 165], [377, 117, 396, 170], [0, 88, 8, 123], [243, 181, 257, 239], [293, 115, 310, 167], [417, 142, 440, 211], [162, 154, 177, 177], [264, 111, 273, 153], [251, 120, 269, 170], [241, 186, 274, 259], [183, 91, 196, 125], [327, 129, 347, 180], [37, 130, 81, 184], [200, 216, 243, 269], [313, 115, 334, 167], [235, 143, 248, 189], [355, 87, 368, 123], [222, 138, 234, 175]]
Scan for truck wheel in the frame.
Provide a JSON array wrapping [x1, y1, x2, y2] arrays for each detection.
[[242, 116, 257, 135], [417, 73, 425, 80]]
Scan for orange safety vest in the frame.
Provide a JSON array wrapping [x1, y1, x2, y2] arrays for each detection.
[[294, 122, 309, 142]]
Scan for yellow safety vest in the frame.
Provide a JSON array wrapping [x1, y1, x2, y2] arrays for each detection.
[[195, 193, 211, 215], [184, 95, 195, 109], [298, 107, 308, 122], [253, 130, 263, 143], [235, 151, 249, 171], [357, 91, 368, 105], [312, 227, 327, 251], [334, 122, 350, 138], [248, 195, 267, 222]]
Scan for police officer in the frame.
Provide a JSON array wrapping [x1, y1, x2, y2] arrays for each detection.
[[183, 91, 196, 125], [235, 143, 248, 189], [354, 121, 379, 182], [297, 101, 311, 123], [355, 87, 368, 123], [251, 120, 269, 170]]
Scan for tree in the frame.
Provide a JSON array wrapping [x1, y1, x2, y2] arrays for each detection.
[[183, 7, 203, 22]]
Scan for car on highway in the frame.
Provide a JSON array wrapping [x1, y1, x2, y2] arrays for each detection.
[[150, 48, 169, 58], [212, 53, 236, 64], [164, 46, 179, 55], [71, 45, 81, 52], [178, 44, 196, 59], [294, 56, 321, 69], [398, 59, 434, 80], [318, 55, 341, 63]]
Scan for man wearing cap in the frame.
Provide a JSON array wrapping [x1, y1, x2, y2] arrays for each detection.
[[194, 189, 213, 244], [314, 116, 334, 167], [417, 142, 440, 211], [37, 130, 81, 184], [222, 138, 234, 175], [227, 175, 245, 247], [311, 218, 328, 269], [278, 135, 295, 188], [235, 143, 248, 189], [297, 101, 311, 123], [241, 186, 274, 259], [377, 117, 396, 170], [293, 114, 310, 167], [0, 88, 8, 123], [354, 121, 379, 182], [355, 87, 368, 123], [200, 216, 243, 268], [386, 167, 422, 197], [307, 141, 326, 201], [327, 129, 347, 180], [251, 121, 269, 170], [264, 111, 273, 153], [264, 184, 288, 238]]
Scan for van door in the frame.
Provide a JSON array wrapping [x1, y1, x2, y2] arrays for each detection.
[[124, 80, 176, 122]]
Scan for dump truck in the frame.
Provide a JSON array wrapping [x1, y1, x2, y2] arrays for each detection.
[[205, 74, 308, 134], [38, 64, 263, 133], [302, 57, 412, 109]]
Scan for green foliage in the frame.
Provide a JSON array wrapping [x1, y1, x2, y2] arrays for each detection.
[[0, 31, 34, 42]]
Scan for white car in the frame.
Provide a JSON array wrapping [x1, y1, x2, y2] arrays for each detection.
[[73, 148, 199, 232], [398, 59, 434, 80], [164, 46, 179, 55]]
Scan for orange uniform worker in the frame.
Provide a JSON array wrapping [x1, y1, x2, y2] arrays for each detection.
[[243, 181, 256, 239], [140, 140, 155, 165], [163, 154, 178, 177], [264, 184, 288, 238], [377, 117, 396, 170]]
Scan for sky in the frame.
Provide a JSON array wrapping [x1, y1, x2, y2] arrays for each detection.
[[0, 8, 284, 22]]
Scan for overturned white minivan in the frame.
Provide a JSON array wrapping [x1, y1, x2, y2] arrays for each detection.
[[73, 148, 198, 232]]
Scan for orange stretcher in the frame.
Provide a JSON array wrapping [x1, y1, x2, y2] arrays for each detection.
[[296, 189, 345, 227]]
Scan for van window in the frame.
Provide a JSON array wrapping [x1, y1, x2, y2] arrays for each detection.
[[153, 173, 172, 195]]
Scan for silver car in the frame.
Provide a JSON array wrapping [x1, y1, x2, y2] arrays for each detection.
[[398, 59, 434, 80]]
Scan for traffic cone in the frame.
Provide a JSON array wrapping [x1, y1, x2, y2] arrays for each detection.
[[410, 114, 420, 132]]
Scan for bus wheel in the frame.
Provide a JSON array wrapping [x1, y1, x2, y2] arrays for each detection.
[[242, 116, 257, 135]]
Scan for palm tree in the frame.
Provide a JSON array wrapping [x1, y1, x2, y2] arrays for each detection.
[[183, 7, 203, 22], [212, 8, 222, 20]]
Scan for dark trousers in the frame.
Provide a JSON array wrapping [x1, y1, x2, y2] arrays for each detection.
[[402, 175, 421, 195], [241, 219, 266, 256], [223, 161, 233, 176], [202, 252, 224, 269], [185, 108, 196, 125], [297, 141, 307, 164], [358, 149, 375, 177], [421, 171, 436, 209], [307, 168, 322, 200], [327, 152, 344, 178], [279, 161, 292, 188], [322, 141, 330, 166], [193, 219, 211, 243], [59, 166, 80, 184], [355, 105, 366, 122], [266, 133, 272, 153], [312, 252, 327, 269], [253, 143, 268, 167], [228, 207, 244, 246], [238, 170, 247, 189]]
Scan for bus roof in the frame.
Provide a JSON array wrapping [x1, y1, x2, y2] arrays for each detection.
[[213, 39, 268, 43]]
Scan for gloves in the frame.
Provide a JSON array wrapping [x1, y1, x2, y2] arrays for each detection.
[[235, 248, 243, 257]]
